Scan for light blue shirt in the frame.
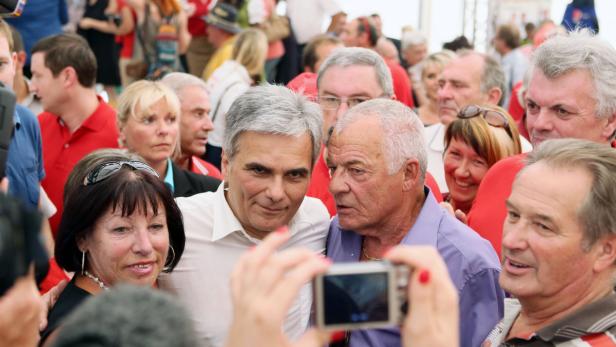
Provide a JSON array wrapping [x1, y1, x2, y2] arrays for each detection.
[[163, 158, 174, 193], [326, 188, 504, 347]]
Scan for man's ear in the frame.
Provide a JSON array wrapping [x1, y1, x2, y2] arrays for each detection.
[[487, 87, 503, 106], [592, 235, 616, 272], [401, 159, 420, 192], [62, 66, 79, 88], [221, 151, 230, 178], [601, 113, 616, 141]]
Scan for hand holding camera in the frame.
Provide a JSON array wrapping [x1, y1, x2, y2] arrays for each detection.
[[225, 230, 459, 347]]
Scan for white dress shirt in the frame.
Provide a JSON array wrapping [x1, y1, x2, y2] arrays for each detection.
[[158, 183, 330, 347], [286, 0, 341, 44]]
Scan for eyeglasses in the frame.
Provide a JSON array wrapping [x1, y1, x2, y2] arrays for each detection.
[[318, 96, 372, 110], [457, 105, 510, 128], [83, 160, 160, 186]]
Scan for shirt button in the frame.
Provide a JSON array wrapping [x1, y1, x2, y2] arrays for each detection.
[[64, 143, 69, 148]]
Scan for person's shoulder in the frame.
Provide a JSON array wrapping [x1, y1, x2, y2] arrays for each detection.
[[298, 196, 330, 221], [175, 188, 217, 212], [15, 105, 40, 132]]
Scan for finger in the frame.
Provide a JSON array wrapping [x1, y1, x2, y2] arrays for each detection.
[[250, 248, 318, 299], [454, 210, 468, 225], [439, 201, 455, 216], [267, 255, 330, 317]]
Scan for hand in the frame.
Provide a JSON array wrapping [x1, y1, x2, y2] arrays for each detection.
[[439, 202, 468, 225], [225, 228, 332, 347], [0, 269, 43, 347], [39, 279, 68, 331], [183, 2, 196, 17], [385, 246, 459, 347]]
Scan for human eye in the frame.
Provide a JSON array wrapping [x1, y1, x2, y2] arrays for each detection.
[[473, 158, 487, 167], [506, 210, 520, 222], [287, 169, 307, 180], [348, 167, 365, 176], [554, 107, 572, 119], [526, 100, 539, 114], [149, 223, 165, 232], [437, 80, 445, 88], [141, 116, 154, 125], [112, 225, 131, 234], [320, 96, 340, 109], [533, 221, 553, 233], [166, 114, 177, 124], [348, 97, 369, 107]]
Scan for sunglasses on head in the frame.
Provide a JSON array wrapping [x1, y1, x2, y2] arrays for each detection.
[[83, 160, 159, 186], [457, 105, 514, 136]]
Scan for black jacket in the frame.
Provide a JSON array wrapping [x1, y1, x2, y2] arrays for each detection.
[[171, 161, 221, 198]]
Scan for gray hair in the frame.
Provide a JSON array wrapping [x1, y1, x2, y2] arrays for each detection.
[[223, 84, 323, 165], [334, 99, 427, 180], [457, 49, 506, 105], [160, 72, 208, 98], [525, 138, 616, 248], [530, 29, 616, 119], [401, 31, 427, 50], [317, 47, 394, 98]]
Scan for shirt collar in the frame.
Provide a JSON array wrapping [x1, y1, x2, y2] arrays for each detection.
[[163, 158, 174, 193], [400, 187, 441, 247], [64, 95, 108, 132], [427, 123, 445, 152]]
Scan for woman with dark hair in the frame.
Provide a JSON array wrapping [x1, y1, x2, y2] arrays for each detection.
[[40, 157, 185, 346]]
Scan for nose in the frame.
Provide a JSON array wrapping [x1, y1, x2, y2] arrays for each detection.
[[528, 108, 553, 133], [328, 168, 350, 195], [501, 218, 528, 253], [335, 101, 350, 122], [454, 160, 470, 178], [437, 83, 451, 101], [157, 119, 171, 136], [132, 228, 154, 256], [202, 115, 214, 132], [266, 176, 285, 202]]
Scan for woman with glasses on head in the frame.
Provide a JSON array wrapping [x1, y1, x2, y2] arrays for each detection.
[[443, 105, 522, 214], [117, 80, 220, 198], [40, 155, 185, 346]]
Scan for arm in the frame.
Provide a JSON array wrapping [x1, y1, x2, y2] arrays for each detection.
[[177, 10, 192, 54], [326, 12, 345, 34], [79, 6, 135, 36]]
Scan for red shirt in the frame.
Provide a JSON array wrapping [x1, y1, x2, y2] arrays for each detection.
[[467, 153, 527, 257], [116, 0, 137, 58], [189, 155, 223, 180], [385, 59, 414, 109], [307, 148, 443, 217], [39, 97, 119, 236], [187, 0, 211, 37]]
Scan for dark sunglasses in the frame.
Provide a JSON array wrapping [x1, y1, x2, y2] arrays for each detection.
[[457, 105, 514, 137], [83, 160, 159, 186]]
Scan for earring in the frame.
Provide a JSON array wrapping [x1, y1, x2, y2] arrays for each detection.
[[163, 245, 176, 271], [81, 250, 86, 275]]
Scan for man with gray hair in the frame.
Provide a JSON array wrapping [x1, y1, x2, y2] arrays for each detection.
[[308, 47, 442, 216], [468, 29, 616, 257], [326, 98, 504, 347], [483, 138, 616, 346], [426, 49, 531, 192], [161, 72, 222, 179], [158, 84, 330, 347]]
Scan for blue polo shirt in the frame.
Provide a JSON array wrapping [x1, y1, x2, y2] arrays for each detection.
[[7, 105, 45, 210]]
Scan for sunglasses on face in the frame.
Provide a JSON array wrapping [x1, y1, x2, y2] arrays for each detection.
[[83, 160, 160, 186]]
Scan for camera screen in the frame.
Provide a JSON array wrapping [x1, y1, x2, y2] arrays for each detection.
[[323, 272, 389, 325]]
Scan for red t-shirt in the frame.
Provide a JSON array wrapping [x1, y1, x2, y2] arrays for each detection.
[[467, 153, 527, 257], [39, 97, 120, 236], [189, 155, 223, 180], [385, 59, 414, 109]]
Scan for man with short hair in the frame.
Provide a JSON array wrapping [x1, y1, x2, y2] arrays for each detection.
[[32, 33, 119, 235], [493, 24, 528, 106], [161, 72, 222, 179], [483, 138, 616, 346], [326, 99, 504, 347], [468, 30, 616, 256], [339, 16, 414, 108], [158, 85, 329, 347], [427, 49, 531, 192]]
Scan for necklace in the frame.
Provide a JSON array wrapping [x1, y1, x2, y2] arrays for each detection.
[[84, 270, 109, 290], [362, 245, 382, 261]]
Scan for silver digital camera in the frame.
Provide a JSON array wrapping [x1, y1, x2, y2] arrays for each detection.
[[313, 261, 410, 330]]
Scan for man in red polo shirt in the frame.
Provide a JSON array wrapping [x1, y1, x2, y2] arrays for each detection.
[[161, 72, 222, 179], [468, 29, 616, 257], [31, 34, 119, 237]]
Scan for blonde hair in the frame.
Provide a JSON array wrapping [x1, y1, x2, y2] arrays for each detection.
[[232, 28, 268, 80], [116, 80, 182, 157], [444, 105, 522, 168], [0, 19, 13, 51]]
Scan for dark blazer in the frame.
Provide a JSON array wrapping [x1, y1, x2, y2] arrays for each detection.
[[171, 161, 221, 198]]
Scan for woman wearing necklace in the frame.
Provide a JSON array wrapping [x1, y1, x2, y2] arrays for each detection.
[[39, 156, 185, 346]]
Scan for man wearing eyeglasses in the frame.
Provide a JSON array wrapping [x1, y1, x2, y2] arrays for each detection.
[[426, 50, 532, 193], [307, 47, 442, 216], [468, 29, 616, 257]]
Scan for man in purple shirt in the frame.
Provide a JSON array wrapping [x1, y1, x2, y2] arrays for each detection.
[[325, 98, 504, 347]]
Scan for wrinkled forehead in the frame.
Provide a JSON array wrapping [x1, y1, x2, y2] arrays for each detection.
[[441, 54, 484, 83]]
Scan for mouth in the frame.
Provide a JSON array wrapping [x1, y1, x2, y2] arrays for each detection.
[[454, 180, 475, 190], [503, 257, 532, 275], [126, 261, 156, 276], [258, 204, 286, 215]]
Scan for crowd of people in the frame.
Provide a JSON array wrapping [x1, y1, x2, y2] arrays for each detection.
[[1, 0, 616, 347]]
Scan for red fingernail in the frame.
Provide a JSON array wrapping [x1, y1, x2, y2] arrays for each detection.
[[418, 269, 430, 284], [330, 331, 346, 343], [276, 226, 288, 234], [383, 246, 394, 256]]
